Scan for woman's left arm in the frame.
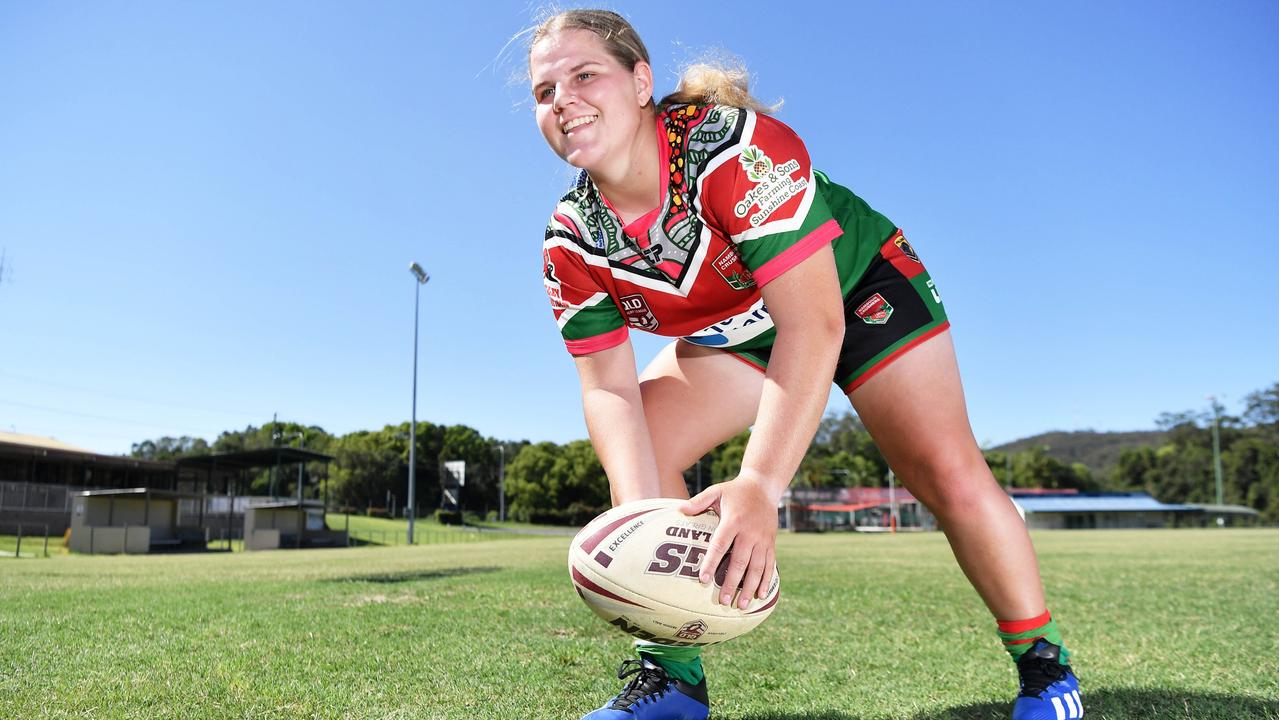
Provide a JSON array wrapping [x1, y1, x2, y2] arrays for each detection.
[[683, 242, 845, 607]]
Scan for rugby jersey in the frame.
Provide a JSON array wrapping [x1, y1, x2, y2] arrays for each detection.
[[542, 104, 896, 355]]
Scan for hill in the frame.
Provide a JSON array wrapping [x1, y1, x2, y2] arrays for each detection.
[[990, 429, 1168, 480]]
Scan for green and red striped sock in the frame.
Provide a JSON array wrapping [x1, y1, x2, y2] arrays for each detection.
[[997, 610, 1071, 665]]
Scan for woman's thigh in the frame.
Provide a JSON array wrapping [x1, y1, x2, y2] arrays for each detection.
[[638, 340, 765, 497], [846, 330, 989, 501]]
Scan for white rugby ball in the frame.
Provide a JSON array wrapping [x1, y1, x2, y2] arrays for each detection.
[[568, 497, 780, 646]]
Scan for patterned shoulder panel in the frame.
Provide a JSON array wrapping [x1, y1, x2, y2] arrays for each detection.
[[643, 105, 748, 286], [542, 106, 753, 293], [543, 170, 616, 257], [669, 104, 748, 195]]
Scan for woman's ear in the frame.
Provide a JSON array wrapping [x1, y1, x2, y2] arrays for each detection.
[[633, 61, 654, 107]]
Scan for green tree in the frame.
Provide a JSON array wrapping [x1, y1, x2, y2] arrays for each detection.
[[131, 436, 210, 460], [1009, 447, 1098, 491], [1113, 446, 1160, 494], [556, 439, 610, 508], [440, 424, 499, 515], [329, 430, 403, 511], [710, 430, 752, 483], [1224, 436, 1279, 521], [506, 442, 562, 521]]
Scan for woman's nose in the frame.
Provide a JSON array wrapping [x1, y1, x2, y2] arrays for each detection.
[[552, 86, 575, 112]]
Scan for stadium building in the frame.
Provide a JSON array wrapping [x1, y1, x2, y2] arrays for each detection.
[[0, 431, 338, 552]]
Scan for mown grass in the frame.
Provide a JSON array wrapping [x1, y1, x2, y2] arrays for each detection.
[[1, 529, 1276, 719]]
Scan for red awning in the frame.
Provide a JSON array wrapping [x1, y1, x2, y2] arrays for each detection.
[[796, 502, 882, 513]]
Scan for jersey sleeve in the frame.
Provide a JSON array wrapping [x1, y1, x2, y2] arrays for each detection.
[[700, 112, 842, 287], [543, 215, 628, 356]]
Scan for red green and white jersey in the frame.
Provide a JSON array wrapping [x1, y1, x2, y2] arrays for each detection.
[[542, 104, 896, 355]]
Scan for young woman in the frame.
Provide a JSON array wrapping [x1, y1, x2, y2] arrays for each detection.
[[528, 10, 1082, 720]]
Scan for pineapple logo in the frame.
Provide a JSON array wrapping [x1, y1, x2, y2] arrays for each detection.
[[739, 145, 773, 182]]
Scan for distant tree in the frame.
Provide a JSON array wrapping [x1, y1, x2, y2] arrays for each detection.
[[1115, 445, 1166, 496], [131, 435, 210, 460], [1224, 436, 1279, 521], [1009, 446, 1099, 491], [1243, 383, 1279, 433], [328, 430, 402, 510], [710, 430, 752, 484], [439, 424, 498, 514], [556, 439, 609, 508], [506, 442, 563, 521]]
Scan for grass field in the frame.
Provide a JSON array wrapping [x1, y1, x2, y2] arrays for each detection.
[[1, 529, 1276, 719]]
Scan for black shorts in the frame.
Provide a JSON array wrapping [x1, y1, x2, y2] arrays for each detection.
[[720, 229, 949, 394]]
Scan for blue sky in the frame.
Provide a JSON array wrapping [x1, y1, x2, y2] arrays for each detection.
[[1, 1, 1276, 456]]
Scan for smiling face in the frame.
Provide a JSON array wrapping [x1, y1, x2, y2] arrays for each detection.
[[529, 28, 654, 178]]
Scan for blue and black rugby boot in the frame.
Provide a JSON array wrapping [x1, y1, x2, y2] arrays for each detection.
[[1012, 639, 1084, 720], [580, 658, 709, 720]]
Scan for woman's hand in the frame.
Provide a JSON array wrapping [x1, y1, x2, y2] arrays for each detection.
[[680, 473, 779, 609]]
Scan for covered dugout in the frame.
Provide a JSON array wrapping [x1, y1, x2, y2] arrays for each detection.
[[69, 488, 207, 554], [244, 499, 346, 550], [176, 447, 336, 541]]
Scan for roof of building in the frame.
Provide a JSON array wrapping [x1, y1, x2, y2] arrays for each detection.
[[798, 502, 884, 513], [1012, 492, 1195, 514], [787, 487, 920, 505], [175, 447, 334, 470], [1185, 503, 1261, 517], [0, 432, 172, 470], [0, 431, 96, 453], [77, 488, 203, 499], [248, 500, 326, 510]]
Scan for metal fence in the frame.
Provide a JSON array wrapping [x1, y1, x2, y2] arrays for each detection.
[[344, 527, 496, 546], [0, 522, 53, 558], [0, 481, 87, 514]]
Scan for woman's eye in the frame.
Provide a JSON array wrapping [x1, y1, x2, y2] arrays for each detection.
[[577, 72, 593, 81], [537, 87, 553, 101]]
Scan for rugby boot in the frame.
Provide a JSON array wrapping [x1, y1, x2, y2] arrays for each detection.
[[580, 658, 709, 720], [1012, 639, 1084, 720]]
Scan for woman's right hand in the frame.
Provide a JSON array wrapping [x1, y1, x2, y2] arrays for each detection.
[[681, 472, 779, 609]]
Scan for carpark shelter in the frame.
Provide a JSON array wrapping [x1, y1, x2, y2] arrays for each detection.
[[69, 488, 208, 554], [244, 499, 347, 550]]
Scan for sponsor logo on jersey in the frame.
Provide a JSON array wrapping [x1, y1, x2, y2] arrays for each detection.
[[893, 233, 920, 263], [619, 293, 660, 331], [676, 620, 708, 640], [712, 246, 756, 290], [682, 299, 773, 347], [734, 145, 807, 228], [685, 299, 772, 350], [855, 293, 894, 325], [544, 253, 569, 310], [638, 242, 664, 267], [926, 278, 942, 304]]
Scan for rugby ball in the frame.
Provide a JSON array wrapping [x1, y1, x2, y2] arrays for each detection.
[[568, 497, 780, 646]]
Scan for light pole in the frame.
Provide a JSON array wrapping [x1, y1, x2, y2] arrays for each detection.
[[497, 444, 506, 523], [294, 431, 305, 505], [1208, 395, 1224, 518], [408, 261, 430, 544]]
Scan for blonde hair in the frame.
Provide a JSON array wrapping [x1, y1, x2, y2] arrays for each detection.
[[528, 9, 777, 115], [530, 9, 652, 84], [659, 60, 780, 115]]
